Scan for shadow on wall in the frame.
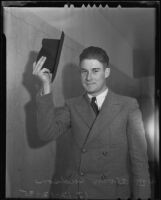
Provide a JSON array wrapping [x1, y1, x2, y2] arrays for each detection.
[[22, 51, 49, 148], [107, 64, 140, 98], [62, 63, 85, 99]]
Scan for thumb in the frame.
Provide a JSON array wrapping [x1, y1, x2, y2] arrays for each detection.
[[41, 68, 51, 74]]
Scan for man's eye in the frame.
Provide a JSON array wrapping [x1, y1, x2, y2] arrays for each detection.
[[93, 69, 99, 73], [81, 70, 87, 74]]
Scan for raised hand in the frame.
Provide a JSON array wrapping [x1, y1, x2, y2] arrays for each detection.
[[33, 56, 52, 95]]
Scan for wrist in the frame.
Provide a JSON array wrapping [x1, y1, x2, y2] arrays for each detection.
[[41, 82, 51, 95]]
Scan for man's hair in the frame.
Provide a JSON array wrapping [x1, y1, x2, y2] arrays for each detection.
[[79, 46, 109, 67]]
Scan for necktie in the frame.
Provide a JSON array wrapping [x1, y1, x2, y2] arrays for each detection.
[[91, 97, 99, 115]]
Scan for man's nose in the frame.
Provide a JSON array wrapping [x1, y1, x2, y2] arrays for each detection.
[[86, 72, 92, 81]]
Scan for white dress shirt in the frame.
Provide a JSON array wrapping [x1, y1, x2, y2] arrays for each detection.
[[88, 88, 108, 110]]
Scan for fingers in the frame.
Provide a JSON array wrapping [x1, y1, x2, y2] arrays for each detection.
[[41, 68, 52, 81], [33, 56, 46, 75], [32, 56, 52, 83], [41, 68, 51, 74]]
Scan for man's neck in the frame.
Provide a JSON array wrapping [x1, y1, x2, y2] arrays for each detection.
[[88, 87, 108, 98]]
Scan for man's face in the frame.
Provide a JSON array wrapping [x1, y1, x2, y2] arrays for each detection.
[[80, 59, 110, 96]]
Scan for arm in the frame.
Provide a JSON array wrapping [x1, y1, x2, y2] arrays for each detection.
[[127, 99, 151, 199], [33, 56, 71, 142], [36, 93, 71, 142]]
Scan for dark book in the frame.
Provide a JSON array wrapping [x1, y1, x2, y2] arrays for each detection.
[[36, 31, 65, 82]]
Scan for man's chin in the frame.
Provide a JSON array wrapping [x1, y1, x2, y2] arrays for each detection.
[[86, 89, 97, 95], [83, 85, 98, 94], [85, 86, 96, 92]]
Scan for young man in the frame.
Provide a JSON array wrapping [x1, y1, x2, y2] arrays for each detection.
[[33, 46, 151, 199]]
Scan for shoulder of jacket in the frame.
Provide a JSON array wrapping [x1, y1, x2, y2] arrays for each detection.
[[111, 91, 138, 105], [65, 95, 83, 105]]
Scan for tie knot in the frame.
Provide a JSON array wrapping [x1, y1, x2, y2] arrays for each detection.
[[90, 96, 99, 116], [91, 96, 96, 103]]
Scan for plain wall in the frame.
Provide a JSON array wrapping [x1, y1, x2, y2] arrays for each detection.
[[5, 7, 156, 198]]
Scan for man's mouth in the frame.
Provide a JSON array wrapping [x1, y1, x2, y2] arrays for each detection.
[[86, 82, 95, 85]]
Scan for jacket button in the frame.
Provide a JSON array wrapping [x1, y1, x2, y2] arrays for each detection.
[[102, 151, 108, 156], [77, 193, 85, 199], [101, 174, 106, 180], [81, 148, 87, 153], [80, 171, 84, 176]]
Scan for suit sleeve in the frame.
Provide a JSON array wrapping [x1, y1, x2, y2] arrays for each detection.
[[127, 99, 151, 199], [36, 93, 71, 142]]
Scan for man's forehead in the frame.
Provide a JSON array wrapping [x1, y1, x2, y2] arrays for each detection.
[[80, 65, 102, 69], [80, 59, 104, 68]]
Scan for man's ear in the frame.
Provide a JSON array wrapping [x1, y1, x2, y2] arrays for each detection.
[[105, 67, 110, 78]]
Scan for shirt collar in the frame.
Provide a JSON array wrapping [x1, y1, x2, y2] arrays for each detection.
[[87, 88, 108, 100], [87, 88, 108, 110]]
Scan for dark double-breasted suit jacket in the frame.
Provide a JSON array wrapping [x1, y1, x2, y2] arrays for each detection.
[[36, 90, 151, 199]]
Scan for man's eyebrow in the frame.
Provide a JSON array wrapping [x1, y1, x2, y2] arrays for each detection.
[[80, 68, 87, 70], [92, 67, 101, 69], [92, 67, 101, 70]]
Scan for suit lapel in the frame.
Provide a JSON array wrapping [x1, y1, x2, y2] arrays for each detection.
[[75, 93, 96, 128], [86, 90, 122, 144]]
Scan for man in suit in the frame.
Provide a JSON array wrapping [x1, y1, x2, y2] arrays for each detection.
[[33, 46, 151, 199]]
